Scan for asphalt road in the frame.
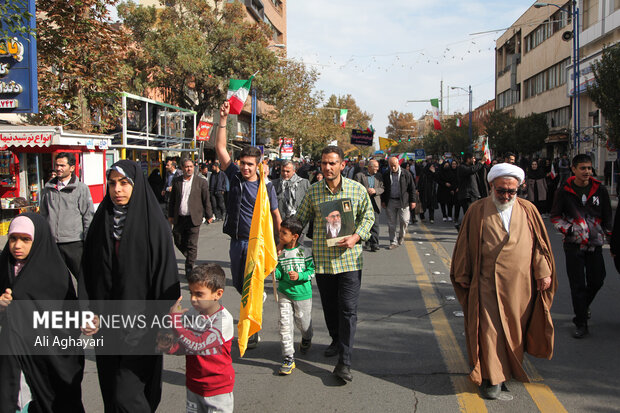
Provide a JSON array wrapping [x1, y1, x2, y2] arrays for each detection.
[[41, 209, 620, 412]]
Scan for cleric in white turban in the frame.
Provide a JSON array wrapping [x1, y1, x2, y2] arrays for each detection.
[[450, 158, 556, 400], [487, 163, 525, 185]]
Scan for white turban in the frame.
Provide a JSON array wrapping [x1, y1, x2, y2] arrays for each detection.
[[487, 163, 525, 185]]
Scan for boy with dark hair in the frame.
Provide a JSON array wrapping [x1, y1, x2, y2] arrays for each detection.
[[215, 101, 282, 349], [160, 263, 235, 413], [551, 153, 612, 339], [275, 217, 315, 375]]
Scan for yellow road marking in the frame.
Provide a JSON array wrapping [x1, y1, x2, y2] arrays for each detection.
[[404, 235, 487, 412], [415, 223, 568, 413]]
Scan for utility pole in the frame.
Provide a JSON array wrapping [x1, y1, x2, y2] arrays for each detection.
[[440, 80, 443, 115]]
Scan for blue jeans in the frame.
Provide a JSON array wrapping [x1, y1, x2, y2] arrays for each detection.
[[229, 238, 248, 294]]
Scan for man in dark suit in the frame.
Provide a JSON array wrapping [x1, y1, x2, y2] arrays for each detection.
[[381, 156, 417, 249], [168, 158, 213, 276], [354, 159, 384, 251]]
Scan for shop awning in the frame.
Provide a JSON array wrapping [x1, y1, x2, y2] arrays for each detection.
[[0, 127, 55, 147], [0, 126, 112, 149]]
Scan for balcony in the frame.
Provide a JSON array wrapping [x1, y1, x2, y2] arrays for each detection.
[[245, 0, 265, 20]]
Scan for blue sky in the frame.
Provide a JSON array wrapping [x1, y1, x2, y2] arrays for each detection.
[[286, 0, 537, 140]]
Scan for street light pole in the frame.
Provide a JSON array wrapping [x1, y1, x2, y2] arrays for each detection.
[[534, 1, 580, 154], [451, 85, 473, 151]]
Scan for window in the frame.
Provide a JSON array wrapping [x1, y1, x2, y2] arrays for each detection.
[[524, 3, 571, 53], [582, 0, 599, 29], [545, 107, 570, 128], [497, 86, 521, 109], [523, 58, 571, 99]]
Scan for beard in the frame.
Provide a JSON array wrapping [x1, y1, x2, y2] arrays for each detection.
[[491, 191, 516, 212], [327, 223, 341, 234]]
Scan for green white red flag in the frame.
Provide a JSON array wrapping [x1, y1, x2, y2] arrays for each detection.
[[227, 76, 254, 115], [482, 137, 491, 165], [431, 99, 441, 130], [456, 118, 461, 127], [339, 109, 348, 128]]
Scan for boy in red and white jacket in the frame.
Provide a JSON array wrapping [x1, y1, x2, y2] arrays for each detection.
[[159, 263, 234, 413]]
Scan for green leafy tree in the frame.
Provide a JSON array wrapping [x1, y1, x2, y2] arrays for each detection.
[[27, 0, 131, 132], [588, 44, 620, 148], [485, 109, 516, 155], [119, 0, 279, 118], [513, 113, 548, 155], [0, 0, 35, 42]]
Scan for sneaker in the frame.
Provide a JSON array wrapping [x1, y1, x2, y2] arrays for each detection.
[[429, 219, 434, 224], [370, 244, 379, 252], [300, 338, 312, 354], [279, 358, 296, 375], [443, 217, 447, 222], [397, 236, 404, 245], [247, 332, 260, 349], [447, 217, 453, 222], [333, 363, 352, 382], [388, 244, 398, 250]]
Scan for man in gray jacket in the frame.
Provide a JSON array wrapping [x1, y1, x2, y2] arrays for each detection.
[[354, 159, 384, 251], [272, 160, 311, 219], [40, 152, 95, 277]]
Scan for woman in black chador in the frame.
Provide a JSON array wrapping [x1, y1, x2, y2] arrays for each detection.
[[80, 160, 180, 412], [0, 213, 85, 412]]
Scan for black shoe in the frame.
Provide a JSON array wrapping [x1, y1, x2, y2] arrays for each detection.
[[247, 332, 260, 349], [587, 307, 591, 319], [370, 244, 379, 252], [300, 338, 312, 354], [333, 363, 352, 382], [573, 325, 588, 339], [479, 379, 501, 399], [324, 341, 338, 357]]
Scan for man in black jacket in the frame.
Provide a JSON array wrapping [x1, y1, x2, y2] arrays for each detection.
[[381, 156, 417, 249], [551, 154, 612, 338], [168, 158, 213, 276], [455, 153, 487, 229], [209, 161, 227, 221]]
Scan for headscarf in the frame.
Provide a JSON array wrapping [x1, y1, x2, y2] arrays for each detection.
[[81, 160, 180, 302], [106, 165, 134, 241], [487, 163, 525, 185], [7, 216, 35, 277], [0, 213, 84, 412], [527, 162, 546, 180]]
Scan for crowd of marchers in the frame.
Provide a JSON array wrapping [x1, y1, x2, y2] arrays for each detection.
[[3, 123, 620, 411]]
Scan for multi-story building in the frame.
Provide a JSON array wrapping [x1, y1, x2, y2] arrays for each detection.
[[572, 0, 620, 173], [496, 0, 620, 172], [495, 1, 572, 159]]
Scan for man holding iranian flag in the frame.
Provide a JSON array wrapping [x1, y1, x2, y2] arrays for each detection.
[[216, 100, 282, 350]]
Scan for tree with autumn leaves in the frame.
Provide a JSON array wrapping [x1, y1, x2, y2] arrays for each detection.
[[28, 0, 132, 132]]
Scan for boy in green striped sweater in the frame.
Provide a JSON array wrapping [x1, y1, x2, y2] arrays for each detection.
[[275, 217, 314, 375]]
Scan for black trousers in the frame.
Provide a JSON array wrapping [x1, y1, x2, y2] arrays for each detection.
[[369, 211, 379, 246], [57, 241, 83, 278], [315, 270, 362, 367], [96, 355, 163, 413], [564, 245, 606, 327], [210, 191, 226, 220], [172, 216, 200, 276]]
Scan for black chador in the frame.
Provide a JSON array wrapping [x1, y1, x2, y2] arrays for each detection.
[[80, 160, 180, 412]]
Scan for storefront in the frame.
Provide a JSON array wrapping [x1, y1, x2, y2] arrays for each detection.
[[0, 125, 112, 234]]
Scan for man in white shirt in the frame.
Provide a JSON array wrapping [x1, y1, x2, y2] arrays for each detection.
[[168, 159, 213, 276]]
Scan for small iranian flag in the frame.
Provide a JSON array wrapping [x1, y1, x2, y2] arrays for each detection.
[[227, 76, 254, 115], [482, 137, 491, 165], [339, 109, 348, 128], [550, 163, 557, 179], [456, 118, 461, 127], [431, 99, 441, 130]]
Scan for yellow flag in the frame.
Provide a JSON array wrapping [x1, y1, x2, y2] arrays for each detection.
[[238, 163, 278, 357], [379, 137, 398, 151]]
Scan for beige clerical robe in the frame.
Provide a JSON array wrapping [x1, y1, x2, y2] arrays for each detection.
[[450, 197, 557, 386]]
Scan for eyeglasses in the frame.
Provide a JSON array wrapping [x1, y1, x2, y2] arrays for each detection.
[[494, 188, 517, 195]]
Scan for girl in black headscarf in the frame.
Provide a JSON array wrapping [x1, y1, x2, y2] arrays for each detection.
[[80, 160, 180, 412], [526, 159, 548, 214], [0, 213, 85, 413]]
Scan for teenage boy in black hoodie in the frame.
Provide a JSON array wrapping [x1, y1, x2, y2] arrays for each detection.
[[551, 154, 612, 339]]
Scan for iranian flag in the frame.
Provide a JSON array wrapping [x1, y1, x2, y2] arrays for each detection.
[[227, 76, 254, 115], [456, 118, 461, 127], [550, 163, 557, 179], [339, 109, 348, 128], [431, 99, 441, 130], [482, 137, 491, 165]]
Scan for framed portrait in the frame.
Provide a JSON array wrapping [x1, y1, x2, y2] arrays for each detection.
[[319, 198, 355, 247]]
